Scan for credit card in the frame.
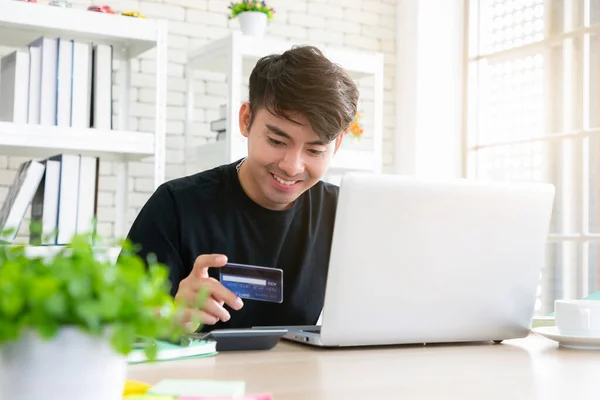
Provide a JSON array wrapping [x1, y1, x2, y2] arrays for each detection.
[[219, 263, 283, 303]]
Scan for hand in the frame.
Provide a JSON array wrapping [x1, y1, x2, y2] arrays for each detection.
[[175, 254, 244, 331]]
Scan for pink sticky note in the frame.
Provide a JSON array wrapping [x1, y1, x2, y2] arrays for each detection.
[[179, 394, 273, 400]]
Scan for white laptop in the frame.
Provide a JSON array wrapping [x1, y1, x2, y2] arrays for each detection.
[[278, 172, 555, 347]]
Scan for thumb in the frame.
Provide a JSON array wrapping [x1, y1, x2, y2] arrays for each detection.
[[191, 254, 228, 278]]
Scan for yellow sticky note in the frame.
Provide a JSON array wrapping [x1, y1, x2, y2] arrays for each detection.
[[124, 396, 175, 400], [124, 380, 153, 396]]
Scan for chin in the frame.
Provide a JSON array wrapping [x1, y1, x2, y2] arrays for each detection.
[[265, 189, 300, 205]]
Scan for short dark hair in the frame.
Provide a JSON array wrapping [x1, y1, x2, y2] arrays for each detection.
[[248, 45, 359, 143]]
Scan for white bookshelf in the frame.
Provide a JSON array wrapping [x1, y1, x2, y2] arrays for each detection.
[[184, 31, 384, 184], [0, 1, 168, 240]]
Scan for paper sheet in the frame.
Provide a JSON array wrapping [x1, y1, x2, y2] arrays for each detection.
[[148, 379, 245, 398]]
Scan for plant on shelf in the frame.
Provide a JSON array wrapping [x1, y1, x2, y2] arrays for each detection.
[[0, 225, 201, 400], [228, 0, 275, 19], [343, 112, 364, 139], [228, 0, 275, 37]]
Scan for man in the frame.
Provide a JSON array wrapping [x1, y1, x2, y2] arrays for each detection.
[[124, 45, 359, 332]]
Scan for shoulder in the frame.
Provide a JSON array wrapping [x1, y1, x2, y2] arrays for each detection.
[[158, 163, 234, 203], [305, 180, 339, 206]]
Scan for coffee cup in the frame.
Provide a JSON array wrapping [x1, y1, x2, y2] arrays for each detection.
[[555, 299, 600, 337]]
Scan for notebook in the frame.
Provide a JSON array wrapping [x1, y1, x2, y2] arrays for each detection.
[[127, 340, 217, 364]]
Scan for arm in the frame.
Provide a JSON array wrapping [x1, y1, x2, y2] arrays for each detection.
[[121, 184, 243, 330], [122, 183, 183, 297]]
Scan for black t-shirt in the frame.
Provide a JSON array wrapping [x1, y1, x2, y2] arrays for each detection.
[[124, 160, 339, 331]]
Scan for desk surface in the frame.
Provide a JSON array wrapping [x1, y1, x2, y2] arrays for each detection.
[[128, 334, 600, 400]]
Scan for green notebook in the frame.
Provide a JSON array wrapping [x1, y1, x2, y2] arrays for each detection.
[[148, 379, 246, 398], [127, 339, 217, 364]]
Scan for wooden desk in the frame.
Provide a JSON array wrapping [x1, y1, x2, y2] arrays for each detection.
[[128, 334, 600, 399]]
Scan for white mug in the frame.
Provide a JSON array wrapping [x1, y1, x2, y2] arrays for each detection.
[[555, 299, 600, 337]]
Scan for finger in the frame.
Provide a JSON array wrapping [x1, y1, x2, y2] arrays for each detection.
[[202, 297, 231, 322], [206, 280, 244, 311], [181, 307, 220, 326], [176, 283, 209, 308], [191, 254, 228, 278], [207, 279, 225, 306]]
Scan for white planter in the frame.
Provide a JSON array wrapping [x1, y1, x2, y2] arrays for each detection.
[[238, 11, 268, 37], [0, 326, 127, 400]]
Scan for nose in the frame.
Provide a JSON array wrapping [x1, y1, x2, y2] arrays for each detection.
[[278, 149, 304, 178]]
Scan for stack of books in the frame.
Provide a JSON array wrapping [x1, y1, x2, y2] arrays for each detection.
[[0, 35, 113, 129], [0, 154, 99, 245]]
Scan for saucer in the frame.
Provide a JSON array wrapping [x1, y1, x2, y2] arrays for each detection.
[[532, 326, 600, 350]]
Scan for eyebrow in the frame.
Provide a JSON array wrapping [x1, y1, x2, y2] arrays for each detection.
[[266, 124, 326, 146]]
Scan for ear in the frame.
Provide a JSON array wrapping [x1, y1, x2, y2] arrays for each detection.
[[239, 102, 252, 138], [334, 133, 344, 154]]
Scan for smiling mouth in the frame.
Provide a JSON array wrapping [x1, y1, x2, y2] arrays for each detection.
[[271, 173, 298, 186]]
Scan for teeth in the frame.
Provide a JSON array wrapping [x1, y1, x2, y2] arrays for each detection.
[[273, 174, 296, 186]]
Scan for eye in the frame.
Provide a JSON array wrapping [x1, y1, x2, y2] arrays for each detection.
[[307, 149, 325, 156], [267, 137, 285, 147]]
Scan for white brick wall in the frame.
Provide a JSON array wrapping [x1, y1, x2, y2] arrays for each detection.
[[0, 0, 397, 242]]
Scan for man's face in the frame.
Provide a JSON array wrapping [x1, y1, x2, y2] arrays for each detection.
[[238, 103, 342, 210]]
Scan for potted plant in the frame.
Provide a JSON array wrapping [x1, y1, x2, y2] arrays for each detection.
[[0, 227, 194, 400], [228, 0, 275, 37]]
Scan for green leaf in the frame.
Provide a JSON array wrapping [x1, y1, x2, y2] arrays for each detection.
[[44, 292, 68, 318], [76, 301, 102, 331], [0, 318, 20, 341], [67, 276, 92, 299], [36, 319, 60, 339], [0, 286, 24, 318], [143, 340, 159, 361], [111, 323, 136, 355]]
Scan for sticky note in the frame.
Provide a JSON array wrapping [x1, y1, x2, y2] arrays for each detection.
[[124, 380, 153, 396], [179, 394, 273, 400], [123, 395, 175, 400], [148, 379, 245, 398]]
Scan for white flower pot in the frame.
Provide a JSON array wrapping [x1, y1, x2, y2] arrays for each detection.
[[0, 326, 127, 400], [238, 11, 268, 37]]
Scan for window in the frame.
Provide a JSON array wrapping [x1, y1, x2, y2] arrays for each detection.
[[465, 0, 600, 315]]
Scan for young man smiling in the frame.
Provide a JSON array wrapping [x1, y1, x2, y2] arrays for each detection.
[[124, 45, 359, 332]]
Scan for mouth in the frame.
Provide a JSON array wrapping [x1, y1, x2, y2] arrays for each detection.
[[270, 172, 300, 191]]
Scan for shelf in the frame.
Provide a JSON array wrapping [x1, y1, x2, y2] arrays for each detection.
[[0, 122, 154, 162], [0, 1, 160, 59], [187, 31, 384, 80], [185, 141, 377, 174], [18, 245, 121, 263]]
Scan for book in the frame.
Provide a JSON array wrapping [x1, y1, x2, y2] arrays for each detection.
[[56, 38, 73, 127], [70, 40, 92, 128], [127, 340, 217, 364], [0, 160, 45, 243], [49, 154, 80, 245], [0, 49, 30, 123], [91, 43, 113, 130], [532, 315, 555, 329], [76, 156, 99, 235], [29, 36, 58, 126], [30, 158, 60, 245]]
